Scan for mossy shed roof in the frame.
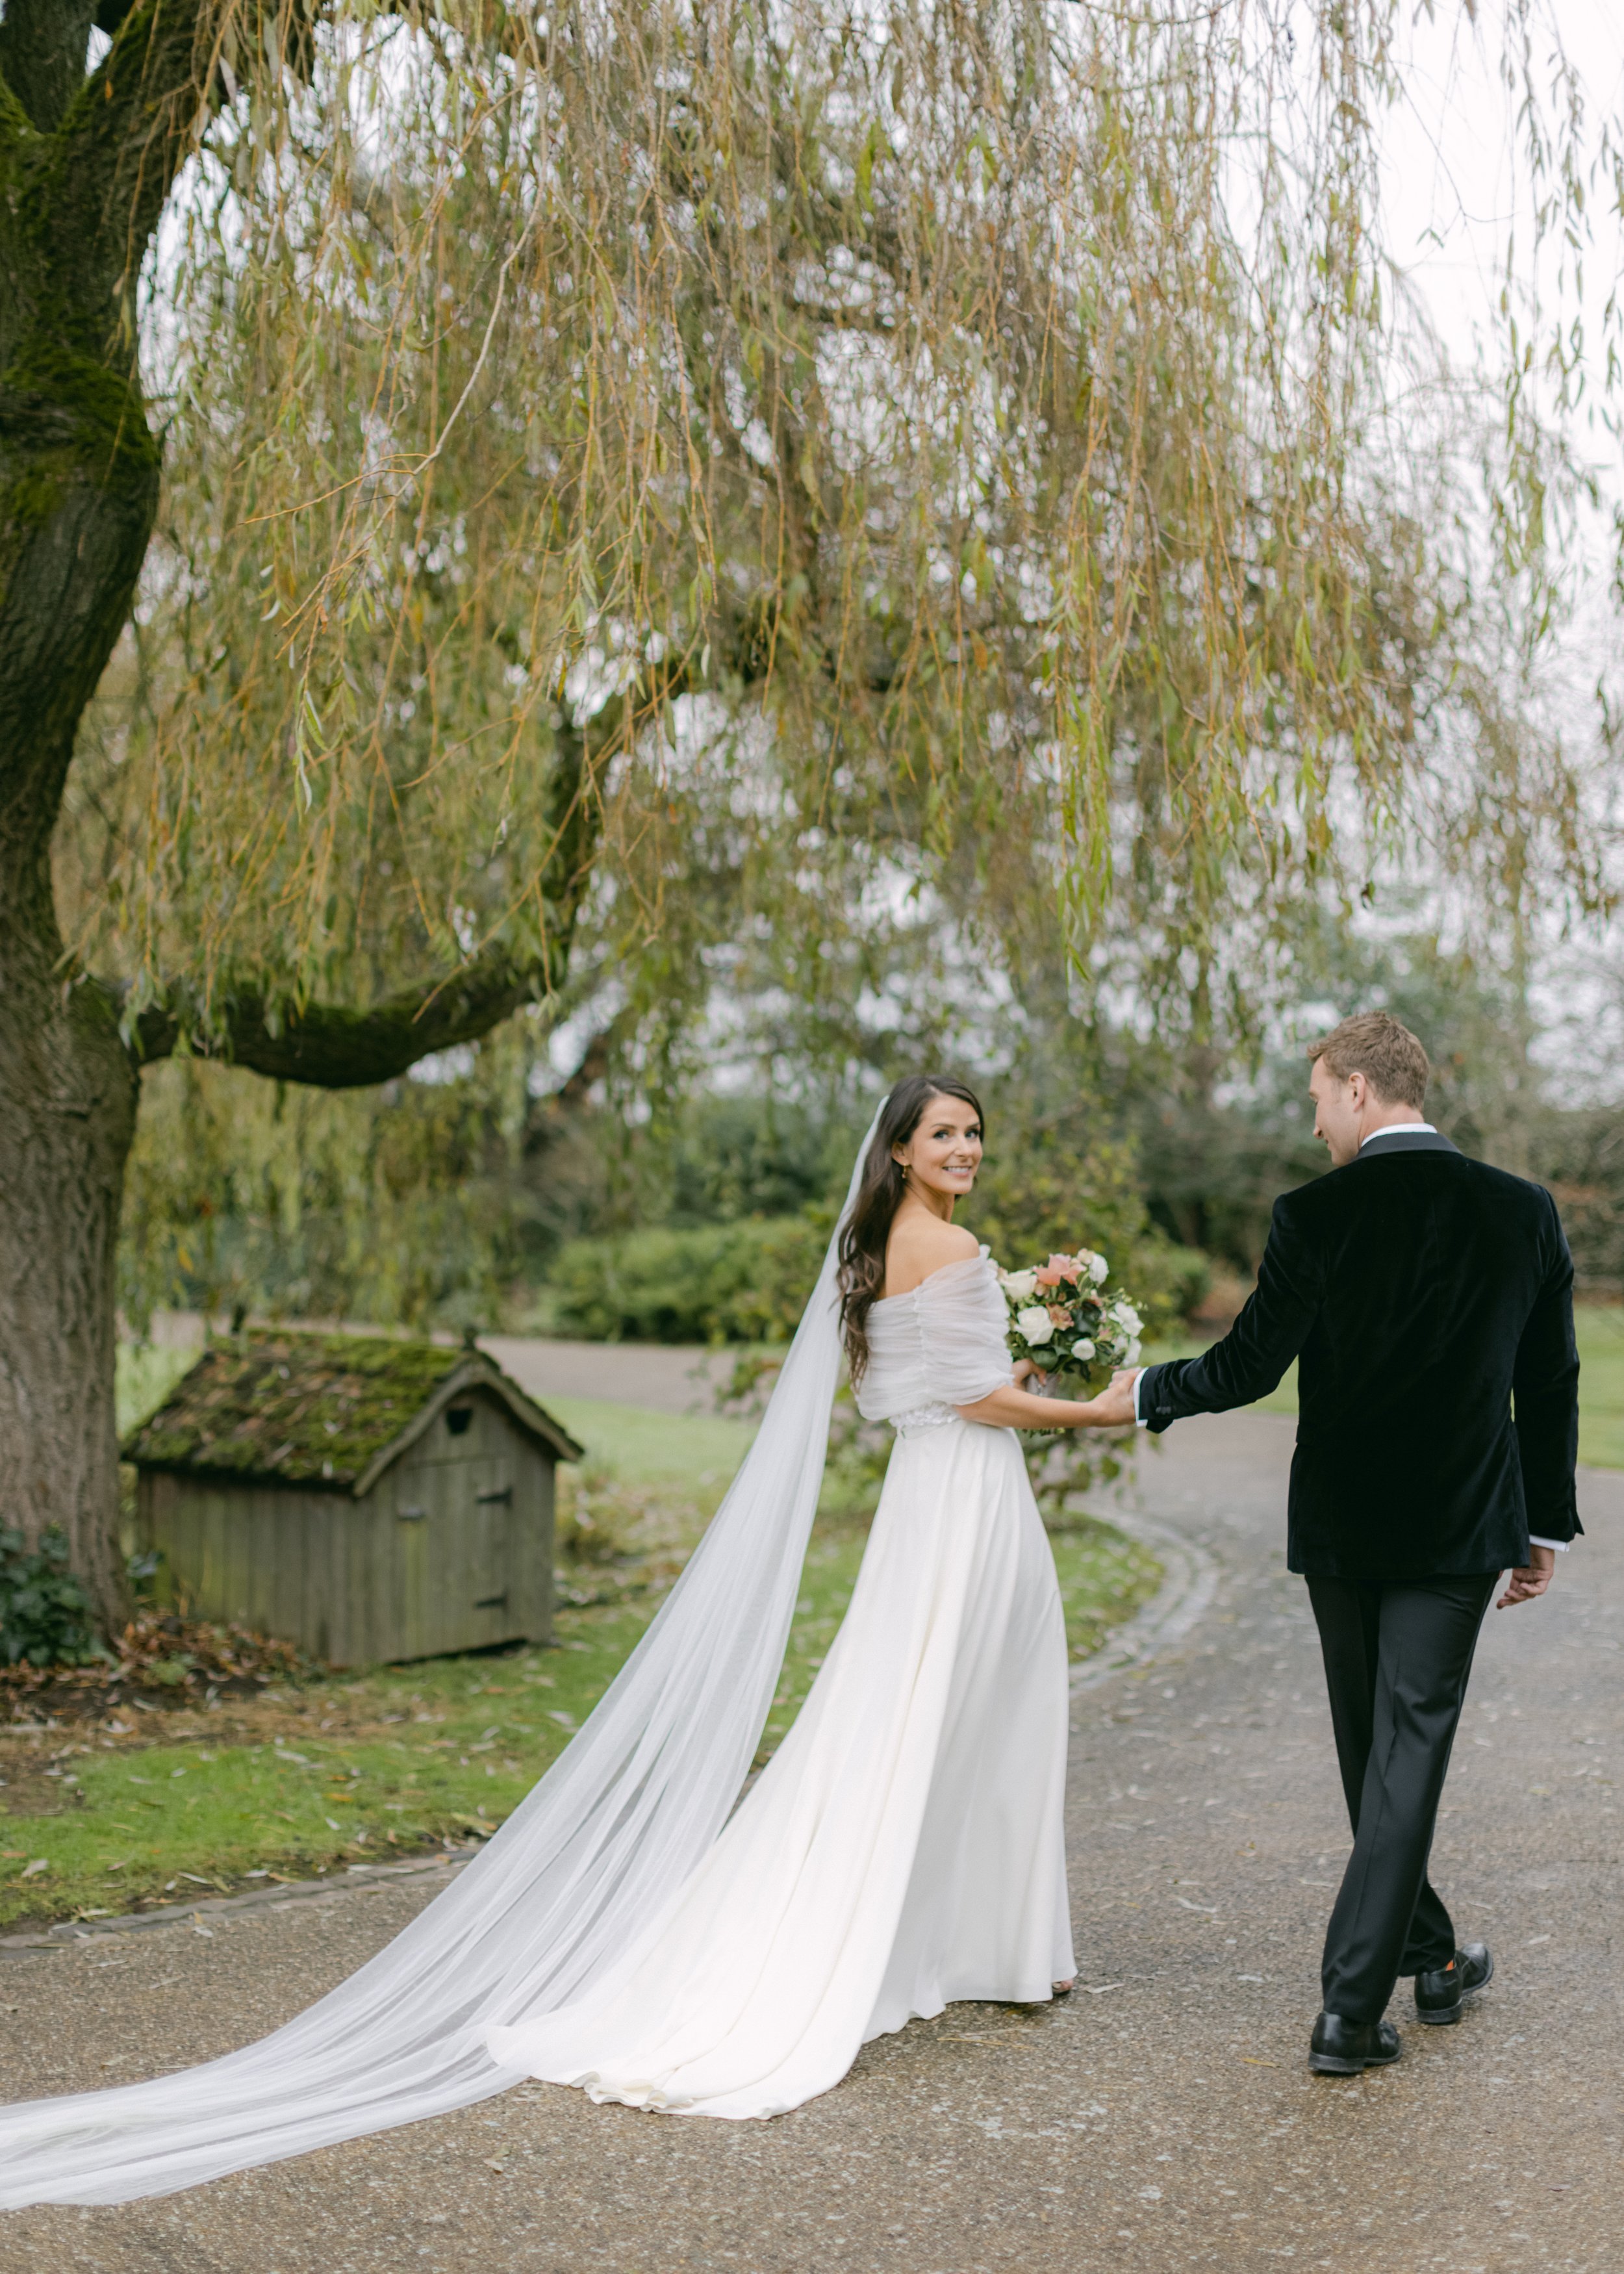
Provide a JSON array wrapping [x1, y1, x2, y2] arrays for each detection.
[[123, 1330, 583, 1494]]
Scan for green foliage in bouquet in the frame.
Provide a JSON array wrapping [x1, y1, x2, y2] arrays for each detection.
[[548, 1218, 827, 1345]]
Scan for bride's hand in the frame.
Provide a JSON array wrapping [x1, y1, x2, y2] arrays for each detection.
[[1085, 1368, 1141, 1428], [1011, 1359, 1048, 1392]]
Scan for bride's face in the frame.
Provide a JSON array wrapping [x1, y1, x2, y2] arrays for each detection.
[[893, 1094, 983, 1201]]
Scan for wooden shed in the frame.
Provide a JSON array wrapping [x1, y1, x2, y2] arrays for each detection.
[[124, 1330, 583, 1667]]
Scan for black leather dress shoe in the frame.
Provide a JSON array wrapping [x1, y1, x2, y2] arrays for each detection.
[[1414, 1941, 1493, 2026], [1308, 2011, 1402, 2075]]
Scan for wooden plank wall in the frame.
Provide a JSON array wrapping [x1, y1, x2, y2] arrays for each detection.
[[137, 1386, 557, 1666]]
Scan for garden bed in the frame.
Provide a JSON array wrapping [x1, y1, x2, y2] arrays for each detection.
[[2, 1609, 306, 1725]]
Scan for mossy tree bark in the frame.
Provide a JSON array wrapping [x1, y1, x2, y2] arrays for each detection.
[[0, 2, 608, 1626]]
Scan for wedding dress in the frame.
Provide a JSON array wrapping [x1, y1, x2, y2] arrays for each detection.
[[487, 1249, 1075, 2115], [0, 1126, 1072, 2205]]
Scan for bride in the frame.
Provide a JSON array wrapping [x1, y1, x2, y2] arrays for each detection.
[[0, 1075, 1117, 2203]]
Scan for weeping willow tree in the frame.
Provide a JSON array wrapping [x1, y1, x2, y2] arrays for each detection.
[[3, 0, 1609, 1620]]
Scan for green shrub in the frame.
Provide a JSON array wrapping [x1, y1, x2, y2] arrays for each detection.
[[0, 1526, 107, 1668], [548, 1215, 826, 1344], [1122, 1238, 1212, 1329]]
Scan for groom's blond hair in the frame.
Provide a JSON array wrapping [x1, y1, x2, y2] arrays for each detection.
[[1308, 1011, 1430, 1110]]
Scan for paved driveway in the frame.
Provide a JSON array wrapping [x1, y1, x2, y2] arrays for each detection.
[[2, 1409, 1618, 2273]]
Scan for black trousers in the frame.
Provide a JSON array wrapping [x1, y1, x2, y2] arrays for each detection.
[[1306, 1570, 1497, 2023]]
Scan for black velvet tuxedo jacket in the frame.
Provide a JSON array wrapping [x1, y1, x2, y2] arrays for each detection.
[[1137, 1131, 1582, 1578]]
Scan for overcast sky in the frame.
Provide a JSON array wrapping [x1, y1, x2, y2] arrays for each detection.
[[1378, 6, 1624, 1097], [1382, 1, 1624, 459]]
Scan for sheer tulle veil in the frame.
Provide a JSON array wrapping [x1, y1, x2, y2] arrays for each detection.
[[0, 1111, 885, 2208]]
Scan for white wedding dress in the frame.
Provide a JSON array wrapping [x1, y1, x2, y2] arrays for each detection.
[[0, 1128, 1074, 2205], [488, 1249, 1076, 2117]]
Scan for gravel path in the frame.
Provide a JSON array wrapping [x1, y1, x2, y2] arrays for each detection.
[[3, 1409, 1617, 2273], [479, 1334, 741, 1413]]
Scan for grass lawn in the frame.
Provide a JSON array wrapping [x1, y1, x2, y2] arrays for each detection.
[[1574, 1307, 1624, 1470], [1144, 1299, 1624, 1467], [3, 1375, 1160, 1932]]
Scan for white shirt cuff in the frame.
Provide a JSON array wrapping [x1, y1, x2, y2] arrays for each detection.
[[1527, 1535, 1570, 1552]]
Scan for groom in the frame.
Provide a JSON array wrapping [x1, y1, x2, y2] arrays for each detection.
[[1097, 1011, 1581, 2074]]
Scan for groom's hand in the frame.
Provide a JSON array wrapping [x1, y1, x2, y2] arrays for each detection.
[[1496, 1544, 1556, 1609], [1091, 1368, 1141, 1427]]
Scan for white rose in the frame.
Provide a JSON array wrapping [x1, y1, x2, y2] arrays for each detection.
[[1071, 1338, 1096, 1362], [1000, 1269, 1039, 1304], [1088, 1253, 1109, 1283], [1015, 1305, 1054, 1346], [1124, 1337, 1142, 1364], [1113, 1303, 1143, 1335]]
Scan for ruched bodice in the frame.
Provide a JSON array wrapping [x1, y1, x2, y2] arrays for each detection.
[[854, 1251, 1014, 1427]]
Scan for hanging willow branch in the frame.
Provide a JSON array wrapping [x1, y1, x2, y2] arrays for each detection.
[[56, 0, 1614, 1057]]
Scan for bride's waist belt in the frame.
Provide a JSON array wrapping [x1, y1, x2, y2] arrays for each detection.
[[890, 1400, 959, 1438]]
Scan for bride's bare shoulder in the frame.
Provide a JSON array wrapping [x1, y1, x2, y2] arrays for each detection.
[[881, 1216, 982, 1299]]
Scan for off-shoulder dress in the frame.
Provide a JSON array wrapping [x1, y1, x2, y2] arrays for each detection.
[[488, 1250, 1075, 2117]]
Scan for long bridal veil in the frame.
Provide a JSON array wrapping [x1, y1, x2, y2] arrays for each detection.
[[0, 1116, 882, 2208]]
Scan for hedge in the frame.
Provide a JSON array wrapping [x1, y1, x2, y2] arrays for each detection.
[[548, 1216, 828, 1344]]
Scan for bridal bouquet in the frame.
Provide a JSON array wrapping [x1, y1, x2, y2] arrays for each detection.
[[995, 1249, 1144, 1390]]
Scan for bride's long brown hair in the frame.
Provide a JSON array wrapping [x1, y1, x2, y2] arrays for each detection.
[[837, 1075, 985, 1383]]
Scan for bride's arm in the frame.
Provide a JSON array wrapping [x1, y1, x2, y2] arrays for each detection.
[[956, 1363, 1114, 1432]]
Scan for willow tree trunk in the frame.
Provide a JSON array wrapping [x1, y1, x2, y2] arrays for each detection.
[[0, 2, 248, 1624], [0, 928, 141, 1629], [0, 335, 160, 1626]]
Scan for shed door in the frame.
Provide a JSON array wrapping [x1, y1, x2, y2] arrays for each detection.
[[390, 1399, 522, 1659], [465, 1452, 518, 1643]]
